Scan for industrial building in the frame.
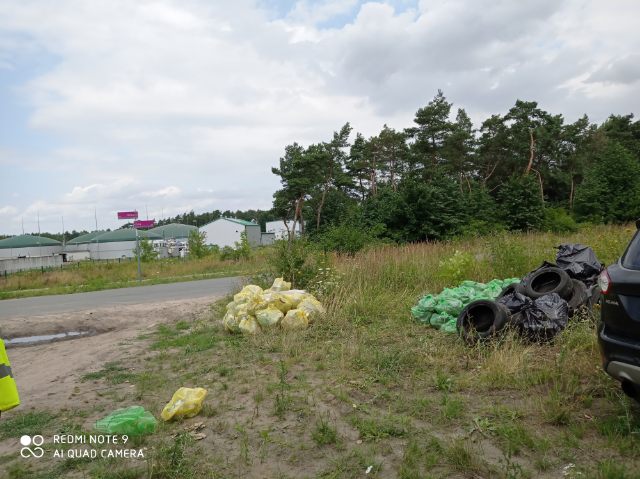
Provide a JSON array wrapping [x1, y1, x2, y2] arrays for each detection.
[[265, 220, 302, 240], [148, 223, 197, 257], [0, 234, 62, 259], [64, 231, 105, 253], [199, 218, 261, 248], [87, 229, 162, 260]]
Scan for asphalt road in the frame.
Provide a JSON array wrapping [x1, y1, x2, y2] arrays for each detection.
[[0, 276, 243, 320]]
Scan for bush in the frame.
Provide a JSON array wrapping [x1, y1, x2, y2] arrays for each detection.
[[219, 232, 251, 261], [134, 238, 157, 262], [437, 250, 474, 285], [315, 224, 380, 256], [542, 207, 578, 233], [268, 237, 319, 289], [188, 230, 210, 259]]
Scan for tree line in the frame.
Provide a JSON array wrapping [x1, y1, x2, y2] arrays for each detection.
[[271, 90, 640, 244]]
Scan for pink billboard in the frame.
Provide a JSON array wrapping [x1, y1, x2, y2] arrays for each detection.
[[117, 211, 138, 220], [134, 219, 156, 229]]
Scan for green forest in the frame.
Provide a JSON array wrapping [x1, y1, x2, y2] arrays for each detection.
[[271, 91, 640, 247]]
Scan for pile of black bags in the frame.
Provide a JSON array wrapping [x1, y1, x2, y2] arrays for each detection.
[[458, 244, 602, 345]]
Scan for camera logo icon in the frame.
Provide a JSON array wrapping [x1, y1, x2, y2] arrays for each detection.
[[20, 435, 44, 458]]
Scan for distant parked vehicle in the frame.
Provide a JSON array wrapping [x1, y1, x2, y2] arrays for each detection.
[[598, 220, 640, 400]]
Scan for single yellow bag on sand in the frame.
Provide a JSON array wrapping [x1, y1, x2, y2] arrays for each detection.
[[269, 277, 291, 292], [297, 297, 325, 323], [161, 387, 208, 421], [239, 316, 260, 334], [281, 309, 310, 330], [256, 306, 284, 328]]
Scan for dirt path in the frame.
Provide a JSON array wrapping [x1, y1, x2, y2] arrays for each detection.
[[4, 297, 221, 410]]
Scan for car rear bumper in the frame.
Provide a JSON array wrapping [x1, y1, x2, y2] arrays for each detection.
[[599, 323, 640, 383]]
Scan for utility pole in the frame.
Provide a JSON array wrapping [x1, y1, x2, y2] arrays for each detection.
[[136, 228, 141, 283], [61, 216, 65, 246], [94, 207, 98, 231]]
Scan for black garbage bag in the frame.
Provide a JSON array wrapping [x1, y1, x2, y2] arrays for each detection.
[[556, 244, 602, 283], [514, 293, 569, 341], [497, 291, 533, 314]]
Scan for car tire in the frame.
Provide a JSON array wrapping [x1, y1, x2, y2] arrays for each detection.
[[524, 267, 572, 300], [567, 279, 589, 315], [457, 300, 511, 345]]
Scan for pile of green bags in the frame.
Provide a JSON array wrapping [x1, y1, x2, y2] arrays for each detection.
[[411, 278, 520, 333]]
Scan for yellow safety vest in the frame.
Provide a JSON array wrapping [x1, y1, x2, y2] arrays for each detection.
[[0, 338, 20, 412]]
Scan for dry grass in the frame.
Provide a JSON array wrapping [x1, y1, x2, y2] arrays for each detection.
[[0, 250, 270, 299]]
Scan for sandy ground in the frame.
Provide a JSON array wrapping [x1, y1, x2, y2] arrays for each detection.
[[3, 297, 219, 411]]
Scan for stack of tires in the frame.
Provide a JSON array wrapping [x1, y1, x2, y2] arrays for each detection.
[[458, 244, 602, 345]]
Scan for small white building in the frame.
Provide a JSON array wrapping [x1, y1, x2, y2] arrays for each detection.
[[265, 220, 302, 240], [199, 218, 261, 248]]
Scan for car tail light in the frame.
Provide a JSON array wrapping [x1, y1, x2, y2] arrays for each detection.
[[598, 269, 611, 294]]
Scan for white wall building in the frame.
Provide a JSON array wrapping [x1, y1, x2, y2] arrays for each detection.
[[199, 218, 261, 248], [0, 235, 62, 259], [265, 220, 302, 240], [88, 229, 162, 260]]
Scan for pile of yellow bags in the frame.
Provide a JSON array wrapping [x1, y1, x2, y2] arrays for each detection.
[[224, 278, 325, 334]]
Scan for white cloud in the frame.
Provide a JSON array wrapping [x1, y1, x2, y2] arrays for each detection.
[[0, 0, 639, 234]]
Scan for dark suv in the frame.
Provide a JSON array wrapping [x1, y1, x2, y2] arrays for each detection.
[[599, 222, 640, 399]]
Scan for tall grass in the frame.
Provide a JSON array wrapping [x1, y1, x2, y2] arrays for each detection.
[[0, 249, 270, 298]]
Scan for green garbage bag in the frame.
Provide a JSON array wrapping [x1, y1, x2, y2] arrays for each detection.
[[412, 309, 432, 325], [434, 298, 464, 316], [430, 313, 454, 328], [441, 318, 458, 334], [95, 406, 157, 436]]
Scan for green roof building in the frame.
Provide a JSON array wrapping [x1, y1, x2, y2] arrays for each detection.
[[0, 235, 62, 258], [87, 228, 162, 260], [149, 223, 197, 240]]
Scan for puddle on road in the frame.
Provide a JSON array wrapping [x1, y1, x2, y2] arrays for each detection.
[[5, 330, 94, 347]]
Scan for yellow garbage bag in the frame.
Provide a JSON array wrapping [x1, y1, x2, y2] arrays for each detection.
[[269, 277, 291, 292], [233, 285, 263, 305], [239, 316, 260, 335], [223, 312, 241, 333], [280, 290, 308, 305], [262, 292, 296, 313], [246, 295, 268, 315], [226, 300, 238, 315], [161, 387, 208, 421], [256, 307, 284, 328], [297, 297, 325, 323], [281, 309, 309, 330]]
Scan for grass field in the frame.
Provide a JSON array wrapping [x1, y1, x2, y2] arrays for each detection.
[[2, 224, 640, 478], [0, 250, 270, 300]]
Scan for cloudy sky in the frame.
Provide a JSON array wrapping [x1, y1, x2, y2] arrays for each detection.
[[1, 0, 638, 235]]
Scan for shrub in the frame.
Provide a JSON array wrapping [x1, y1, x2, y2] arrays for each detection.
[[268, 237, 318, 288], [438, 250, 474, 285], [542, 207, 578, 233], [315, 224, 379, 256], [188, 230, 210, 259]]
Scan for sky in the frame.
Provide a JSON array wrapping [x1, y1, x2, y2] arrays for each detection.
[[1, 0, 639, 235]]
